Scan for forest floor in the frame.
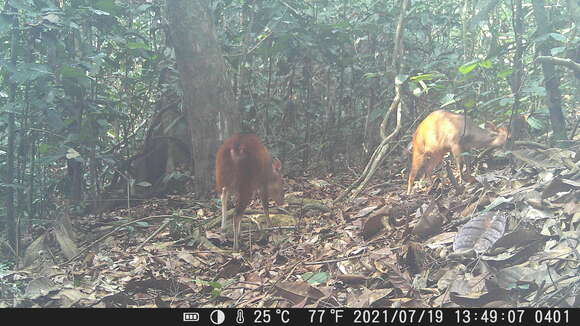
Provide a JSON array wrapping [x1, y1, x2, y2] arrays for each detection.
[[1, 144, 579, 308]]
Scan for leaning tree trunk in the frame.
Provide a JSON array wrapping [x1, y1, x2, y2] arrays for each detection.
[[532, 0, 568, 142], [166, 0, 238, 196]]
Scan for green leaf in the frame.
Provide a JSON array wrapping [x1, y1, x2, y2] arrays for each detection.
[[9, 63, 51, 83], [301, 272, 329, 285], [96, 119, 109, 128], [8, 0, 34, 11], [135, 221, 150, 227], [60, 65, 86, 79], [89, 9, 110, 16], [527, 116, 545, 130], [42, 12, 61, 25], [136, 4, 153, 13], [0, 14, 12, 35], [550, 47, 565, 56], [499, 97, 514, 106], [126, 42, 149, 50], [93, 0, 121, 16], [522, 85, 546, 97], [482, 196, 512, 212], [479, 59, 493, 69], [459, 61, 479, 75], [463, 98, 476, 108], [410, 73, 436, 81], [548, 33, 566, 42], [46, 108, 65, 131], [497, 69, 512, 78], [363, 72, 380, 79], [38, 143, 50, 154], [42, 152, 66, 163]]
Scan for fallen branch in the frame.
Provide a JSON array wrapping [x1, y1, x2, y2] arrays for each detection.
[[63, 214, 197, 264]]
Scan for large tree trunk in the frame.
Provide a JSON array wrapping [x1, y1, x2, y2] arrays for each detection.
[[166, 0, 238, 196], [532, 0, 568, 142], [5, 3, 18, 255]]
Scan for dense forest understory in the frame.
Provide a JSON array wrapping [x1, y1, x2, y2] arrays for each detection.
[[0, 0, 578, 308]]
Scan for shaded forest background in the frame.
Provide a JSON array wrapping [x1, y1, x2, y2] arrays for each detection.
[[0, 0, 578, 272]]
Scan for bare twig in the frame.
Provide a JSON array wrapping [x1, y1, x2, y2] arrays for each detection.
[[303, 253, 368, 266], [134, 218, 172, 252]]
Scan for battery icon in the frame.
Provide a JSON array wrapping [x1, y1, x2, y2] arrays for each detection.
[[183, 312, 200, 322]]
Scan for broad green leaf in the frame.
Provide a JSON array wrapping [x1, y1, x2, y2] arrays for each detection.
[[550, 47, 565, 56], [534, 33, 550, 43], [479, 59, 493, 69], [8, 0, 34, 11], [459, 61, 479, 75], [463, 98, 476, 108], [10, 63, 51, 83], [126, 42, 149, 50], [136, 4, 153, 13], [42, 152, 66, 163], [499, 97, 514, 106], [527, 116, 545, 130], [522, 85, 546, 97], [195, 279, 222, 297], [548, 33, 567, 42], [301, 272, 330, 285], [46, 108, 65, 131], [482, 196, 512, 212], [60, 65, 86, 79], [0, 14, 12, 35], [96, 119, 109, 128], [42, 13, 61, 24], [38, 143, 50, 154], [93, 0, 121, 16], [497, 69, 512, 78]]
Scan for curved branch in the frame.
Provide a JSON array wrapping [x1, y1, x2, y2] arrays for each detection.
[[536, 56, 580, 75]]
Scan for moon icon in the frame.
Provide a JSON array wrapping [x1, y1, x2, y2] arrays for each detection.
[[210, 310, 226, 325]]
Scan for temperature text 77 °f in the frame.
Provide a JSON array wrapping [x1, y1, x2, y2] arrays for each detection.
[[309, 309, 345, 324]]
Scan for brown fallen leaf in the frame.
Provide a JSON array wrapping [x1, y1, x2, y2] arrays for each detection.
[[272, 281, 325, 305], [217, 258, 243, 279], [361, 213, 385, 240], [335, 274, 368, 284]]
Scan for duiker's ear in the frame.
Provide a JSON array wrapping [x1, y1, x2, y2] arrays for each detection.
[[272, 158, 282, 171]]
